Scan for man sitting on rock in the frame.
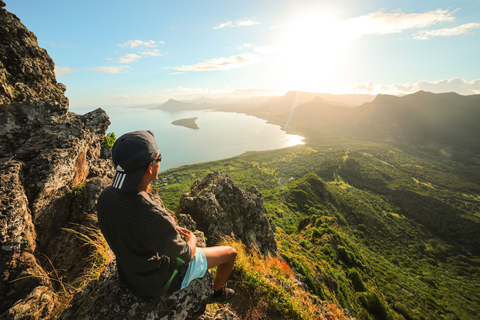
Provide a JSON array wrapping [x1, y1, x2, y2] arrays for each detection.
[[97, 130, 237, 303]]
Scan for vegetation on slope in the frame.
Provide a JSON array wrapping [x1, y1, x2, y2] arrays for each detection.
[[155, 138, 480, 320]]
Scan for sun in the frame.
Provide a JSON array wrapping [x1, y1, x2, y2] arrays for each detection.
[[280, 13, 351, 90]]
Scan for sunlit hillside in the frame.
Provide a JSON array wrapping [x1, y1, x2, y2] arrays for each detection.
[[155, 91, 480, 320]]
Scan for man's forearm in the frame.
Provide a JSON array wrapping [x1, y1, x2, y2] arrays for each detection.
[[187, 235, 197, 260]]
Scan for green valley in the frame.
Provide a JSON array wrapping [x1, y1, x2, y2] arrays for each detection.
[[153, 91, 480, 320]]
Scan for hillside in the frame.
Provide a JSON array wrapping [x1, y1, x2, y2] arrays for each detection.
[[157, 140, 480, 320], [156, 91, 480, 319]]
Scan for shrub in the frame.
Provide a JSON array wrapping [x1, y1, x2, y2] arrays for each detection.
[[358, 291, 390, 320], [348, 268, 366, 292], [101, 132, 116, 149]]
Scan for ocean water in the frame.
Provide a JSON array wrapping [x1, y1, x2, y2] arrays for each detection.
[[99, 107, 304, 171]]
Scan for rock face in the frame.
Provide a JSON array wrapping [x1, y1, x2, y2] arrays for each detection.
[[0, 1, 68, 105], [177, 171, 278, 257], [0, 3, 113, 319], [58, 261, 214, 320]]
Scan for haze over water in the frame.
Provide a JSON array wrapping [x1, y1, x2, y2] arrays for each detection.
[[105, 107, 304, 171]]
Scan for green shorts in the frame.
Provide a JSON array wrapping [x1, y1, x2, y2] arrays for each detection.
[[180, 248, 207, 290]]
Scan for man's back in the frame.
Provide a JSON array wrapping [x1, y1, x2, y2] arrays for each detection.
[[97, 186, 191, 298]]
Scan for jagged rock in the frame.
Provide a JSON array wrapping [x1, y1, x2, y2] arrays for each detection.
[[177, 171, 277, 257], [0, 5, 114, 318], [58, 260, 214, 320], [0, 159, 56, 320], [0, 3, 68, 105]]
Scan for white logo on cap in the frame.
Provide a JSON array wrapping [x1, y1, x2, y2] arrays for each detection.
[[116, 165, 125, 172]]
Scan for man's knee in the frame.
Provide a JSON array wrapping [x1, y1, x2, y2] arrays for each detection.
[[227, 247, 237, 261]]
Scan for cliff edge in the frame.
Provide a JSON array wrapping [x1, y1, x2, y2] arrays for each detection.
[[0, 1, 115, 318]]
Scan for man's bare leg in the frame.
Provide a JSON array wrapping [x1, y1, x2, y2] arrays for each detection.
[[202, 246, 237, 291]]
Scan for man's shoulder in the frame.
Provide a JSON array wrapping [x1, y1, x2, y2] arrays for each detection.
[[97, 186, 171, 218]]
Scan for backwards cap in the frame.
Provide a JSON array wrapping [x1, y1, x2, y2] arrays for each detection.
[[111, 130, 158, 191]]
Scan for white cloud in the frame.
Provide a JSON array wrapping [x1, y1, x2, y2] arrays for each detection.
[[171, 53, 261, 72], [90, 66, 130, 74], [214, 21, 233, 29], [214, 19, 260, 29], [236, 19, 260, 27], [55, 66, 74, 77], [141, 51, 164, 57], [414, 22, 480, 39], [353, 78, 480, 95], [119, 40, 158, 48], [118, 53, 141, 63], [116, 41, 165, 63], [342, 8, 456, 38]]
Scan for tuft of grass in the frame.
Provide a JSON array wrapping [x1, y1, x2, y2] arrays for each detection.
[[222, 237, 351, 320], [51, 214, 113, 318], [71, 182, 85, 197]]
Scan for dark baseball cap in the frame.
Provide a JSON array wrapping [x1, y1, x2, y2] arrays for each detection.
[[111, 130, 159, 191]]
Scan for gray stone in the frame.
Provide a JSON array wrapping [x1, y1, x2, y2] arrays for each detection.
[[58, 261, 214, 320], [177, 171, 277, 257]]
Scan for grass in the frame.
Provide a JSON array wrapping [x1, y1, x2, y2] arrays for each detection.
[[51, 214, 113, 319], [222, 237, 352, 320]]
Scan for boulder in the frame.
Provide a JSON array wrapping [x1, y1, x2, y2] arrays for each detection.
[[177, 171, 278, 257], [58, 261, 214, 320]]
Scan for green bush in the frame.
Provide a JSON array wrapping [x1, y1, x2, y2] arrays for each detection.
[[358, 291, 390, 320], [101, 132, 116, 149], [348, 268, 366, 292]]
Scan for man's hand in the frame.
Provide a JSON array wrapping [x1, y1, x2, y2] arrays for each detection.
[[176, 226, 197, 260], [176, 226, 197, 244]]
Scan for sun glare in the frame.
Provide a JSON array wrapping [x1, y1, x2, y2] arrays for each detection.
[[280, 14, 350, 90]]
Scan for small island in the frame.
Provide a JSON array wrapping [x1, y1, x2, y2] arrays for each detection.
[[171, 117, 199, 129]]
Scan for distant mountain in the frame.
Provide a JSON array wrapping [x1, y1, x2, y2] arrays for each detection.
[[351, 91, 480, 148], [219, 91, 375, 115], [153, 99, 205, 111], [284, 91, 480, 150]]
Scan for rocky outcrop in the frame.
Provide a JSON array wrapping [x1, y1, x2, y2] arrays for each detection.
[[177, 171, 278, 257], [0, 0, 68, 105], [58, 261, 214, 320], [0, 2, 113, 319]]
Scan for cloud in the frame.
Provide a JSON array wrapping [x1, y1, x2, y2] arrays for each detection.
[[353, 78, 480, 95], [141, 51, 164, 57], [171, 53, 261, 72], [55, 66, 74, 77], [118, 53, 141, 64], [343, 8, 456, 38], [90, 66, 130, 74], [214, 19, 260, 29], [116, 40, 165, 64], [119, 40, 159, 48], [414, 22, 480, 39], [214, 21, 233, 29], [416, 78, 480, 94]]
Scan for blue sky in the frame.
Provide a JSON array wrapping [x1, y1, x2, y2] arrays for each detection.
[[6, 0, 480, 110]]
